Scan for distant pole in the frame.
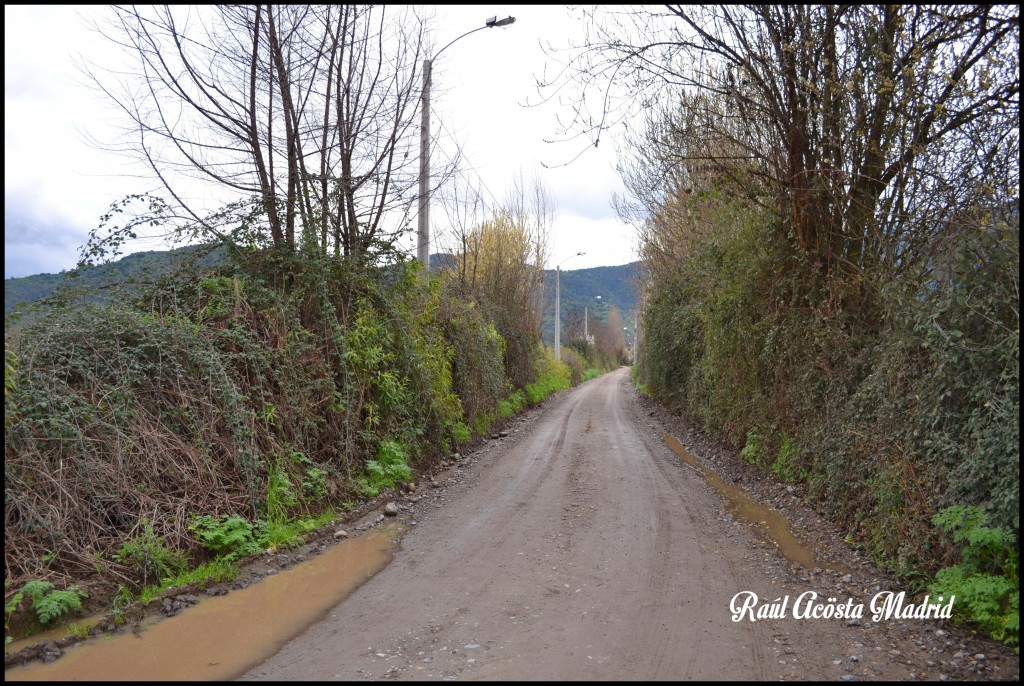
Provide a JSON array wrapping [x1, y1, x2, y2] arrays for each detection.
[[555, 265, 561, 361], [584, 306, 587, 341], [553, 251, 585, 361], [417, 58, 432, 269]]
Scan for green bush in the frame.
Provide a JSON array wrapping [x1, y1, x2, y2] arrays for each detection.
[[114, 520, 189, 589], [524, 346, 572, 405], [13, 580, 88, 627], [189, 514, 262, 561], [359, 439, 413, 496], [559, 347, 584, 386], [3, 238, 551, 618], [771, 432, 799, 483], [740, 431, 762, 465], [451, 422, 471, 444], [634, 180, 1019, 613], [929, 506, 1018, 647], [266, 459, 299, 524], [498, 390, 526, 419], [439, 277, 507, 429]]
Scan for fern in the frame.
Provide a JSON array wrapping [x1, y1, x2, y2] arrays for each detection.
[[740, 431, 762, 465], [20, 580, 54, 606], [33, 587, 86, 625], [189, 514, 261, 561], [13, 581, 88, 626], [358, 440, 413, 495], [930, 505, 1019, 647]]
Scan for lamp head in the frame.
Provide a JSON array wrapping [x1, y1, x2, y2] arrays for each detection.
[[486, 16, 516, 28]]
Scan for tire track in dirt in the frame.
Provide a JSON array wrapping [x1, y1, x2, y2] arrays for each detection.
[[237, 369, 829, 680]]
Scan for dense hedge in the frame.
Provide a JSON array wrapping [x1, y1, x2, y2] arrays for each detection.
[[3, 249, 571, 590], [635, 194, 1019, 579]]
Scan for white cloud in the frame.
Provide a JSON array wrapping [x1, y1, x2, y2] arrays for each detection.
[[4, 5, 640, 278]]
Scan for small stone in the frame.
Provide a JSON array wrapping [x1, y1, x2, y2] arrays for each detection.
[[499, 431, 509, 437], [935, 629, 947, 637], [407, 482, 417, 493], [334, 529, 349, 539], [850, 655, 859, 662], [841, 675, 855, 681], [842, 574, 853, 583], [453, 453, 461, 460], [939, 675, 950, 681], [953, 651, 967, 659], [889, 650, 901, 657], [974, 654, 986, 661]]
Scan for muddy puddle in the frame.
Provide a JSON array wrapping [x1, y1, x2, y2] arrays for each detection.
[[5, 523, 404, 681], [664, 433, 852, 574], [5, 613, 109, 655]]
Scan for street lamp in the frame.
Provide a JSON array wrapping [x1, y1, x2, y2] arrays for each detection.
[[417, 15, 516, 270], [585, 295, 601, 343], [554, 252, 585, 361]]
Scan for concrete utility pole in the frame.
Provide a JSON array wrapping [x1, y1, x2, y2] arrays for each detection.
[[417, 15, 515, 270], [555, 266, 561, 361], [554, 252, 585, 361], [417, 58, 432, 267]]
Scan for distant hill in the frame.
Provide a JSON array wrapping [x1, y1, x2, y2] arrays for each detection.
[[6, 250, 644, 345], [4, 245, 222, 317], [540, 262, 642, 345], [427, 254, 642, 343]]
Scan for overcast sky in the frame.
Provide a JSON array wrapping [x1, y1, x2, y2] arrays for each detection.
[[4, 5, 641, 279]]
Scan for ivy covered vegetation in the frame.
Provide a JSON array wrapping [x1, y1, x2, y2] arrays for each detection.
[[588, 5, 1020, 645], [4, 5, 624, 643], [3, 240, 616, 643]]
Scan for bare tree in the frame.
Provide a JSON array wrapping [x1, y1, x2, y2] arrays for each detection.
[[446, 171, 555, 387], [543, 5, 1019, 276], [84, 5, 432, 262], [434, 174, 488, 282]]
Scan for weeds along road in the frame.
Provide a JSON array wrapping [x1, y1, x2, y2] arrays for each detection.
[[238, 368, 905, 680]]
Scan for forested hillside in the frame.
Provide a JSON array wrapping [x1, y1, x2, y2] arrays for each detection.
[[540, 262, 641, 346], [4, 246, 223, 317]]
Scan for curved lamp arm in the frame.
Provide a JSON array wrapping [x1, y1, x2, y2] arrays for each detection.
[[417, 15, 516, 268], [435, 16, 516, 61]]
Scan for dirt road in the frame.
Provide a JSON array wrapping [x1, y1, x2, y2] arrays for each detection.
[[240, 368, 1015, 681]]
